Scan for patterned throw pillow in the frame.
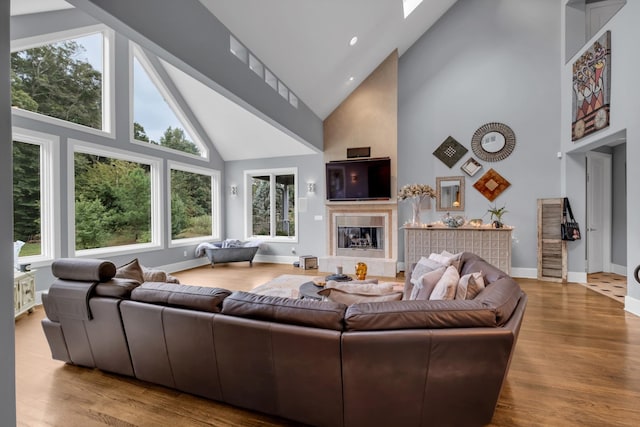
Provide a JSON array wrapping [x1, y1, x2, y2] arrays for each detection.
[[455, 271, 485, 300], [429, 265, 460, 300]]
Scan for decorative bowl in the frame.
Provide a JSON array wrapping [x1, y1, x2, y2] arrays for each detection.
[[442, 215, 465, 228]]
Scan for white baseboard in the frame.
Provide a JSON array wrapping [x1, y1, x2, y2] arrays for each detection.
[[611, 263, 627, 276], [397, 262, 406, 273], [625, 295, 640, 317], [161, 258, 210, 273], [254, 254, 298, 265], [511, 268, 537, 279]]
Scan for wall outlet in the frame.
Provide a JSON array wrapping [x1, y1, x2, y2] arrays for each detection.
[[183, 250, 188, 257], [291, 247, 296, 254]]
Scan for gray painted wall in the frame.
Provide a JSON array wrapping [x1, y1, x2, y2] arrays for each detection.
[[67, 0, 323, 152], [225, 154, 326, 260], [397, 0, 562, 270], [612, 143, 626, 266], [1, 0, 17, 423]]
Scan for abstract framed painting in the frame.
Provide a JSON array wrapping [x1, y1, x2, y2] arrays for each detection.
[[572, 31, 611, 141]]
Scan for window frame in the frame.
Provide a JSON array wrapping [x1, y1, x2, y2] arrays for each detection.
[[167, 161, 221, 247], [10, 24, 115, 138], [244, 167, 298, 242], [67, 139, 163, 257], [129, 43, 209, 160], [12, 128, 61, 267]]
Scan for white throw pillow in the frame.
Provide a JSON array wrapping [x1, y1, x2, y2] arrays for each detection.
[[456, 271, 485, 300], [411, 266, 447, 300], [410, 256, 446, 287], [429, 265, 460, 300]]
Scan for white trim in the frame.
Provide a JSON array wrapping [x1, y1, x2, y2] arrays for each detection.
[[624, 295, 640, 317], [244, 167, 299, 243], [568, 271, 588, 283], [611, 263, 627, 276], [586, 152, 612, 273], [12, 128, 61, 263], [254, 254, 299, 265], [167, 160, 221, 246], [150, 258, 210, 274], [511, 268, 537, 279], [67, 139, 163, 257], [129, 43, 209, 160], [11, 26, 115, 138]]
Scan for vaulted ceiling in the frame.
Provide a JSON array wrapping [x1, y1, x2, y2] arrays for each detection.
[[10, 0, 458, 160]]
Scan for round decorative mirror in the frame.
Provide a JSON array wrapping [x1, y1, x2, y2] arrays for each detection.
[[471, 122, 516, 162]]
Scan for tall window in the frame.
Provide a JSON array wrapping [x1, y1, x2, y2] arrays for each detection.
[[13, 141, 41, 256], [245, 168, 297, 240], [13, 129, 58, 262], [73, 149, 154, 251], [132, 47, 206, 157], [169, 163, 220, 242], [11, 31, 106, 131]]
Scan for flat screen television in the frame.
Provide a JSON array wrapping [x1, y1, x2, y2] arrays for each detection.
[[326, 157, 391, 201]]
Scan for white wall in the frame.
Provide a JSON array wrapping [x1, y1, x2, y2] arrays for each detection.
[[561, 0, 640, 313], [398, 0, 562, 273]]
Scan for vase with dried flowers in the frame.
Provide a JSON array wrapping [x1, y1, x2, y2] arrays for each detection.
[[398, 183, 436, 225]]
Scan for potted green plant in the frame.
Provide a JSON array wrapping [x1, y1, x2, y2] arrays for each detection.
[[487, 204, 508, 228]]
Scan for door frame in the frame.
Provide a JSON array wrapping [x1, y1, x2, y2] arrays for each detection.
[[586, 151, 612, 273]]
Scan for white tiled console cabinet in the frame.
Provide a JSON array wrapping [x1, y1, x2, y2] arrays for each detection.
[[14, 270, 36, 318], [404, 225, 512, 274]]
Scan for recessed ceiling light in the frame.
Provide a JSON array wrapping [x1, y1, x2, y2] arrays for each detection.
[[349, 36, 358, 46]]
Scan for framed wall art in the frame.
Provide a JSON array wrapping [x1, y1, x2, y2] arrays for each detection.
[[460, 157, 482, 177], [572, 30, 611, 141], [433, 136, 468, 168], [471, 122, 516, 162], [473, 168, 511, 201]]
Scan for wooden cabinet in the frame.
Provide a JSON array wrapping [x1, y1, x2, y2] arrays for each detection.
[[404, 226, 512, 274], [14, 270, 36, 318]]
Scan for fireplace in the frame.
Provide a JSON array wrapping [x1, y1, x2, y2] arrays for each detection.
[[320, 204, 398, 277], [336, 216, 385, 258]]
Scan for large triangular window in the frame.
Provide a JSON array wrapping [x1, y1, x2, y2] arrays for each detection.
[[11, 30, 107, 131], [131, 46, 207, 158]]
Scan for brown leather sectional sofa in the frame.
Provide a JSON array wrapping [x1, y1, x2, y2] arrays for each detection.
[[41, 252, 527, 427]]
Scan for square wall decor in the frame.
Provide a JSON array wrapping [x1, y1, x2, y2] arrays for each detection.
[[433, 136, 468, 168], [473, 168, 510, 201], [461, 157, 483, 177]]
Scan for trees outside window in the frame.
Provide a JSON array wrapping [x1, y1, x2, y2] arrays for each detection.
[[74, 152, 152, 250], [11, 32, 104, 130], [246, 169, 297, 240], [170, 166, 217, 241], [13, 141, 41, 256]]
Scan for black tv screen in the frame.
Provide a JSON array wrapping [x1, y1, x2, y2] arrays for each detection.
[[326, 157, 391, 201]]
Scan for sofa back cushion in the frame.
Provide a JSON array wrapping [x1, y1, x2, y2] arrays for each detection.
[[222, 291, 346, 331], [131, 282, 232, 313], [344, 299, 497, 331], [459, 252, 507, 284], [475, 277, 523, 326], [52, 258, 116, 282]]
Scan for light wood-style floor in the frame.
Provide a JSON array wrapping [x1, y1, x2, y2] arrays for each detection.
[[15, 263, 640, 426]]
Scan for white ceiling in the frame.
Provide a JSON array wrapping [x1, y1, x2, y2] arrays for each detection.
[[199, 0, 458, 119], [10, 0, 459, 160]]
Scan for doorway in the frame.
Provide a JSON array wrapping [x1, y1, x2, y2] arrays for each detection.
[[586, 151, 611, 274]]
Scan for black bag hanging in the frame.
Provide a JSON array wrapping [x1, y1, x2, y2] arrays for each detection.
[[561, 197, 581, 241]]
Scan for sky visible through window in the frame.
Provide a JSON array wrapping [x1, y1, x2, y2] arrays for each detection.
[[133, 57, 185, 143], [77, 34, 185, 144]]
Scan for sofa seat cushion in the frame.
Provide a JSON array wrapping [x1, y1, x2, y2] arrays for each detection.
[[318, 287, 403, 305], [95, 278, 141, 299], [344, 299, 497, 331], [131, 282, 232, 313], [222, 291, 347, 331]]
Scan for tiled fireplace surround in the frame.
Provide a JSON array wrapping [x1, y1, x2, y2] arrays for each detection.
[[318, 203, 398, 277]]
